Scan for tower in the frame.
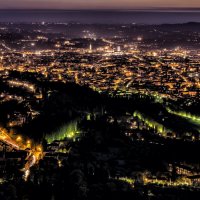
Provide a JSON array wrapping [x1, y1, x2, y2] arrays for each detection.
[[117, 46, 121, 52], [89, 44, 93, 53]]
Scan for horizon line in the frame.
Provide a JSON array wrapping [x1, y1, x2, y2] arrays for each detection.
[[1, 7, 200, 11]]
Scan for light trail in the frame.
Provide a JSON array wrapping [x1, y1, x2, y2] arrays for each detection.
[[0, 132, 20, 150], [22, 152, 40, 181], [0, 127, 42, 181], [23, 169, 30, 182]]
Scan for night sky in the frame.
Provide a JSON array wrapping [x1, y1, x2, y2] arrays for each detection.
[[0, 0, 200, 9]]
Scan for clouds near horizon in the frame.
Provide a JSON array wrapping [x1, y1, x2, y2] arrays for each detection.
[[0, 0, 200, 9]]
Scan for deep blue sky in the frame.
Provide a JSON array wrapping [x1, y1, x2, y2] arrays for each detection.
[[0, 0, 200, 9]]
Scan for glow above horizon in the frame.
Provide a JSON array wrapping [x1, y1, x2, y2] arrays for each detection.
[[0, 0, 200, 9]]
